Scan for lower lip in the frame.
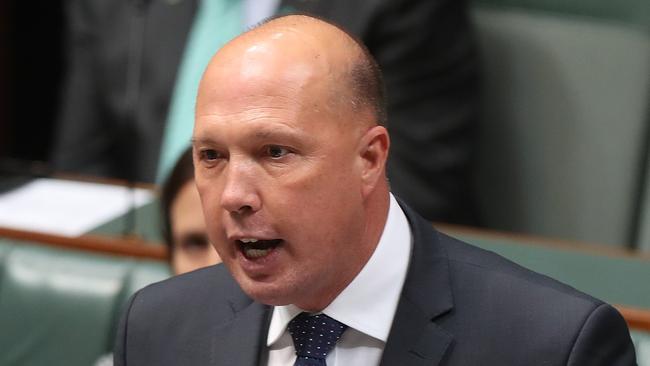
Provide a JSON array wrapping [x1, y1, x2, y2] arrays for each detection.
[[236, 243, 282, 276]]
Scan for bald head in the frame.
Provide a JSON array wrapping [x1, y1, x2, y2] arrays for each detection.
[[197, 14, 386, 127]]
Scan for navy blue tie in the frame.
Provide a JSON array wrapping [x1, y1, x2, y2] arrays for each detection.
[[288, 313, 348, 366]]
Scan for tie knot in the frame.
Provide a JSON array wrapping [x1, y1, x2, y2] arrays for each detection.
[[288, 313, 348, 364]]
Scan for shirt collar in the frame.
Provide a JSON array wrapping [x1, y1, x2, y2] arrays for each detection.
[[267, 194, 412, 345]]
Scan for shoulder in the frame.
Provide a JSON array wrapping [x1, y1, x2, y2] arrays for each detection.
[[402, 200, 602, 310], [401, 201, 635, 361], [123, 264, 248, 329], [115, 264, 258, 365], [131, 264, 240, 307], [421, 228, 635, 363], [434, 230, 603, 315]]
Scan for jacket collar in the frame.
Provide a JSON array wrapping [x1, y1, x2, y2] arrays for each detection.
[[210, 276, 271, 366], [379, 201, 455, 366]]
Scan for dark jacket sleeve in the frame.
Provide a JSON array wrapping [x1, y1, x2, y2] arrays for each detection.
[[113, 290, 140, 366], [567, 303, 637, 365]]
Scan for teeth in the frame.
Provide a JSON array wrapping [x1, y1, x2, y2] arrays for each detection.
[[238, 239, 282, 259], [244, 248, 272, 258]]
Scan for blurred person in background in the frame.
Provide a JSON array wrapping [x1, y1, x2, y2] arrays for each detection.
[[161, 146, 221, 274], [95, 147, 220, 366], [52, 0, 479, 225]]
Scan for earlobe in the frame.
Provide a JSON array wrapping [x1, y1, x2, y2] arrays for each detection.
[[359, 126, 389, 196]]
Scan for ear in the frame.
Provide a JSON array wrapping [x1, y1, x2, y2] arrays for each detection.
[[358, 125, 390, 198]]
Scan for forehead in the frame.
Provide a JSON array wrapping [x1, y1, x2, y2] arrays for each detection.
[[193, 98, 336, 151], [197, 28, 345, 107], [201, 70, 324, 114], [195, 80, 322, 134], [197, 64, 337, 134], [192, 26, 365, 144]]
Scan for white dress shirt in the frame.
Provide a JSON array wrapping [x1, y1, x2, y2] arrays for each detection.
[[266, 194, 413, 365]]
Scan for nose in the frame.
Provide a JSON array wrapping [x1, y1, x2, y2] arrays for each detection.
[[220, 159, 261, 215]]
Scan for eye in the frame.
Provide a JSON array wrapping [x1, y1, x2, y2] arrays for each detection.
[[266, 145, 291, 159], [178, 233, 210, 253], [199, 149, 222, 161]]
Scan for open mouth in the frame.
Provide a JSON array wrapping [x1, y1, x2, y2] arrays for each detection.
[[237, 238, 283, 259]]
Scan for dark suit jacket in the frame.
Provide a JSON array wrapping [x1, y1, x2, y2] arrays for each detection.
[[114, 203, 636, 365], [52, 0, 477, 223]]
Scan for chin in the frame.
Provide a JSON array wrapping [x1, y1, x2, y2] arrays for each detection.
[[237, 279, 295, 306], [240, 284, 292, 306], [239, 280, 328, 311]]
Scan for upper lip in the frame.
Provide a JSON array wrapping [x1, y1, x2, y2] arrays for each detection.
[[228, 234, 280, 242]]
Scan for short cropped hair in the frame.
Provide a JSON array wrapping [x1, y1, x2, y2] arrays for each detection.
[[347, 44, 387, 126]]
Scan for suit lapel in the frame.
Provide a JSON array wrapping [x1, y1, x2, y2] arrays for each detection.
[[380, 203, 455, 366], [210, 282, 271, 366]]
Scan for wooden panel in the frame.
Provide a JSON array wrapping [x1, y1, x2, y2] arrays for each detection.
[[436, 222, 650, 260], [617, 305, 650, 332], [0, 226, 167, 260]]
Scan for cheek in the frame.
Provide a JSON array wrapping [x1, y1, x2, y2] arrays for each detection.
[[172, 248, 219, 275], [172, 252, 194, 275], [286, 150, 360, 197], [207, 247, 223, 264], [306, 161, 361, 208], [279, 166, 362, 240], [197, 182, 225, 229], [197, 198, 232, 261]]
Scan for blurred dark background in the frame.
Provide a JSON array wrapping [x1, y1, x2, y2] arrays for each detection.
[[1, 1, 64, 165]]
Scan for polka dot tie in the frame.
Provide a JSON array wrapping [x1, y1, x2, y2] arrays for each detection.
[[288, 312, 348, 366]]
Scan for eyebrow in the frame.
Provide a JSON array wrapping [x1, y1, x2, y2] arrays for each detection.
[[190, 137, 212, 145], [192, 126, 307, 145]]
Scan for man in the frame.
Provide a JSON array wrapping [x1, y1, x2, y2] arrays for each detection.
[[114, 16, 636, 365], [52, 0, 477, 224]]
